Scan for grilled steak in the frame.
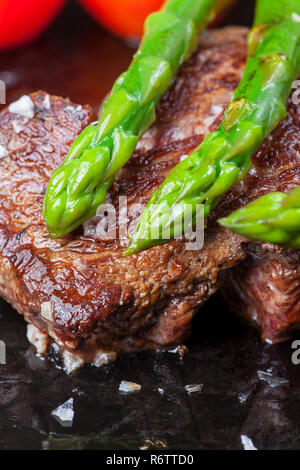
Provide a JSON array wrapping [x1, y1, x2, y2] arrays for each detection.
[[0, 26, 297, 372], [220, 95, 300, 344], [0, 27, 249, 372]]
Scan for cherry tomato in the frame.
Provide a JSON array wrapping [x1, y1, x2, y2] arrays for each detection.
[[209, 0, 238, 28], [80, 0, 238, 41], [80, 0, 164, 40], [0, 0, 66, 50]]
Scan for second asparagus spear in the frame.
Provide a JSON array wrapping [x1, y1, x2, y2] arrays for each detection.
[[43, 0, 233, 238], [126, 0, 300, 256]]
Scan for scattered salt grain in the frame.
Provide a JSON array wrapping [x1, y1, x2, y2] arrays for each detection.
[[139, 439, 168, 450], [184, 384, 203, 394], [9, 95, 35, 119], [62, 350, 85, 375], [92, 349, 117, 367], [42, 144, 54, 153], [51, 398, 74, 427], [238, 390, 251, 404], [265, 338, 274, 345], [241, 435, 257, 450], [41, 301, 54, 322], [12, 119, 27, 134], [119, 380, 141, 394], [26, 324, 49, 354], [180, 154, 188, 162], [72, 387, 85, 397], [65, 104, 82, 114], [42, 94, 51, 110], [0, 145, 8, 159], [203, 104, 223, 127], [257, 370, 289, 388], [292, 12, 300, 23]]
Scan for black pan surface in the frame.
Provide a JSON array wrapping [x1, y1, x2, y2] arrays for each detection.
[[1, 293, 300, 450]]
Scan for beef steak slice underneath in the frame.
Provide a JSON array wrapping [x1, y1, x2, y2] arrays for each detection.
[[0, 27, 248, 372], [221, 90, 300, 344]]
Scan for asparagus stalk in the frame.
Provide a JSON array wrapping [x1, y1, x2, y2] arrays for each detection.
[[43, 0, 233, 238], [219, 187, 300, 248], [125, 0, 300, 256]]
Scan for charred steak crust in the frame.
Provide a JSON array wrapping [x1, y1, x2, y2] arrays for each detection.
[[0, 28, 249, 369]]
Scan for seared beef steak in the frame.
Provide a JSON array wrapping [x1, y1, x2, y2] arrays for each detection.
[[0, 27, 298, 372], [222, 245, 300, 344], [0, 27, 249, 372]]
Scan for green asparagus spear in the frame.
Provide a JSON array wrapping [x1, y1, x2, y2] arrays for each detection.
[[43, 0, 233, 238], [219, 187, 300, 248], [125, 0, 300, 256]]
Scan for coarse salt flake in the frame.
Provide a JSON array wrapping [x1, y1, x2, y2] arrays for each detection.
[[119, 380, 141, 393], [51, 398, 74, 427], [12, 119, 26, 134], [9, 95, 35, 119], [92, 349, 117, 367], [42, 94, 51, 110], [184, 384, 203, 394], [257, 370, 289, 388], [41, 301, 54, 322], [0, 145, 8, 159], [26, 324, 49, 354], [62, 350, 85, 375], [241, 435, 257, 451]]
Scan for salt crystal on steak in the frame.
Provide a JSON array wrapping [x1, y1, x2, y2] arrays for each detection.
[[9, 95, 35, 119]]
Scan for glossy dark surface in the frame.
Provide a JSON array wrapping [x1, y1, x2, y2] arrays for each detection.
[[1, 293, 300, 450], [2, 0, 300, 451]]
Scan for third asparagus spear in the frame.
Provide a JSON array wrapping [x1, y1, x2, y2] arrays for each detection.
[[125, 0, 300, 256], [219, 186, 300, 248]]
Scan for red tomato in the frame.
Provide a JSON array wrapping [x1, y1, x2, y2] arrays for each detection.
[[0, 0, 66, 50], [80, 0, 164, 40], [80, 0, 238, 41]]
